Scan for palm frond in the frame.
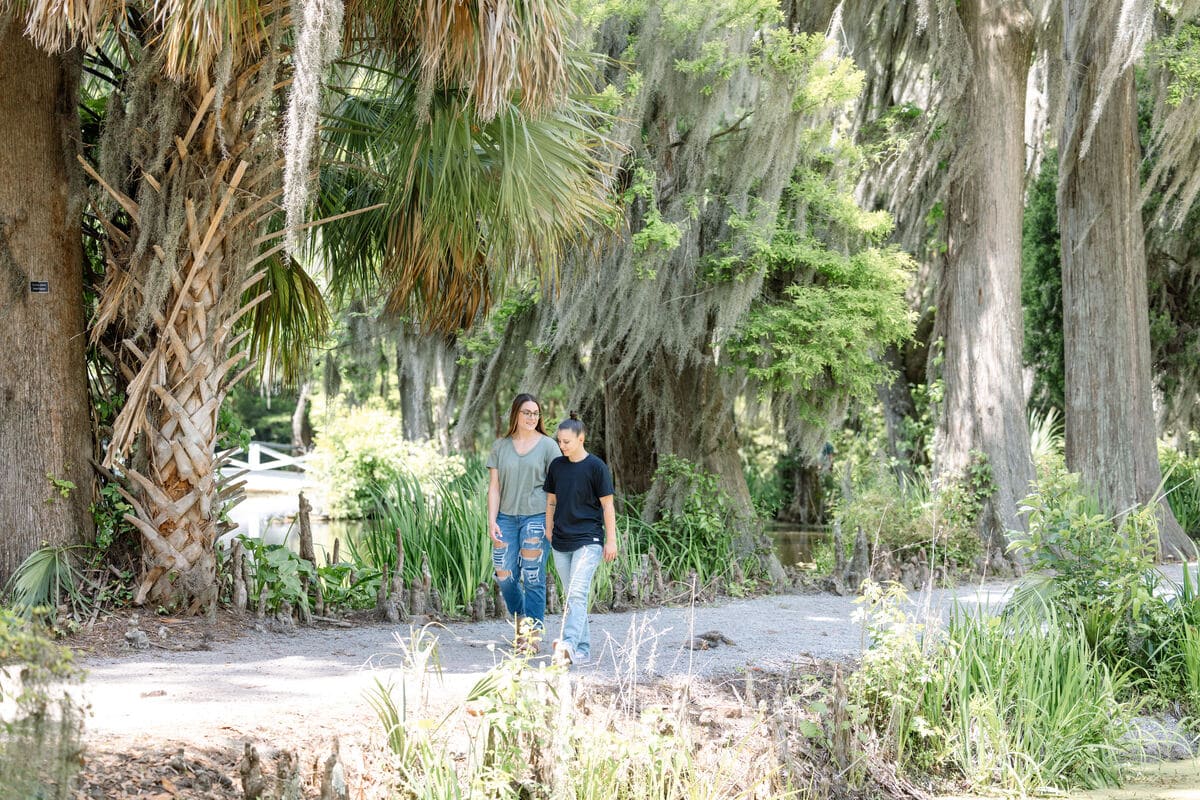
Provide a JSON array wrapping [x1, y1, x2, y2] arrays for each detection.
[[315, 58, 617, 329], [4, 546, 87, 616], [4, 0, 120, 53], [151, 0, 268, 80], [240, 253, 331, 388], [342, 0, 571, 119]]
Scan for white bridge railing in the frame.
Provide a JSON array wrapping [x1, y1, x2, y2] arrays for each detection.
[[225, 441, 311, 473]]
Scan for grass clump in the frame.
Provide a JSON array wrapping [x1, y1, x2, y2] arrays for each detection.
[[851, 582, 1133, 793]]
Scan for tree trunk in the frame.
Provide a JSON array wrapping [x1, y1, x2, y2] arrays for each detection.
[[291, 381, 313, 454], [933, 0, 1035, 554], [611, 355, 787, 583], [1058, 0, 1191, 559], [780, 455, 825, 526], [0, 24, 91, 582], [93, 47, 282, 611], [603, 380, 657, 497], [397, 328, 433, 441]]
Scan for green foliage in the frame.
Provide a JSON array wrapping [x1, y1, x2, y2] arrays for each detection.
[[456, 290, 540, 367], [626, 165, 683, 275], [726, 244, 914, 418], [1021, 152, 1064, 418], [308, 404, 467, 518], [0, 609, 84, 799], [237, 536, 317, 616], [4, 547, 90, 619], [851, 583, 1133, 792], [741, 433, 788, 520], [315, 562, 381, 610], [217, 396, 255, 452], [1147, 22, 1200, 106], [90, 483, 135, 555], [224, 387, 300, 445], [1161, 440, 1200, 537], [829, 459, 983, 576], [353, 467, 491, 616], [642, 455, 741, 582], [44, 473, 76, 501], [1008, 464, 1161, 666]]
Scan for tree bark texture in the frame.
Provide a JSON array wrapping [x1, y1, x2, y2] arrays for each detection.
[[933, 0, 1035, 550], [609, 355, 786, 583], [397, 328, 434, 441], [91, 45, 282, 611], [1058, 0, 1190, 558], [0, 24, 92, 582]]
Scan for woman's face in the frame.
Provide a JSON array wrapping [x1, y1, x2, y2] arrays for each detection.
[[517, 401, 541, 433], [556, 428, 583, 458]]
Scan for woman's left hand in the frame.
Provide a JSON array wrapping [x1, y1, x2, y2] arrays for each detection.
[[603, 540, 618, 562]]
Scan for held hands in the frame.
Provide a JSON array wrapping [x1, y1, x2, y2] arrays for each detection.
[[489, 521, 503, 546]]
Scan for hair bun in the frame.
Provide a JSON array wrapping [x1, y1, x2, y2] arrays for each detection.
[[568, 410, 579, 421]]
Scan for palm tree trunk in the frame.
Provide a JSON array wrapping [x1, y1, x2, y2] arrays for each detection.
[[0, 23, 92, 581], [94, 53, 279, 612]]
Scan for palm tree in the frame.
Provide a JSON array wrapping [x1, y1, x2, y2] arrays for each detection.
[[0, 0, 595, 611]]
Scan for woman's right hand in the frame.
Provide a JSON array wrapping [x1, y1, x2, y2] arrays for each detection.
[[489, 521, 503, 546]]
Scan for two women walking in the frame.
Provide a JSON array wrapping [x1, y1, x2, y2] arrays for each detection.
[[486, 394, 617, 666]]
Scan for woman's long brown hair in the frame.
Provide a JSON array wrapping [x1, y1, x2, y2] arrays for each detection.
[[503, 393, 547, 438]]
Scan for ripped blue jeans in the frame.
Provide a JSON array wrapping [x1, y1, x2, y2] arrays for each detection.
[[493, 513, 549, 626]]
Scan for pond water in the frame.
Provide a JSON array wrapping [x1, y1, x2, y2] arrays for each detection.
[[936, 757, 1200, 800], [768, 523, 828, 567]]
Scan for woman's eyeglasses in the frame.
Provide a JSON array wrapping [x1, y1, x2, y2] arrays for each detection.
[[519, 410, 541, 418]]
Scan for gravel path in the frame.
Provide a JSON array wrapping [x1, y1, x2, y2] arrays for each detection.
[[78, 579, 1019, 750]]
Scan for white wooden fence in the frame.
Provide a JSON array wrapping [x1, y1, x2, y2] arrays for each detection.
[[225, 441, 311, 472]]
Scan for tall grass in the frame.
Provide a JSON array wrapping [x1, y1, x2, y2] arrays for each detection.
[[853, 583, 1133, 793], [345, 464, 738, 617], [352, 467, 492, 616], [941, 607, 1131, 791], [370, 635, 788, 799]]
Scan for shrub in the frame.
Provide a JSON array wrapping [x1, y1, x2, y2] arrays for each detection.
[[641, 455, 741, 583], [828, 459, 983, 577], [851, 582, 1133, 792], [308, 404, 466, 518], [0, 610, 84, 799], [1008, 464, 1162, 673], [1161, 440, 1200, 537]]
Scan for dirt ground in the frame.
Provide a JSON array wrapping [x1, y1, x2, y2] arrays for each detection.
[[62, 575, 1200, 798]]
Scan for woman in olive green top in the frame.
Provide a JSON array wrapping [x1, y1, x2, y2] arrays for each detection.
[[486, 393, 560, 642]]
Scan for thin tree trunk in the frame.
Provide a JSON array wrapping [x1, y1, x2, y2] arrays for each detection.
[[397, 327, 433, 441], [933, 0, 1035, 556], [1058, 0, 1191, 559], [292, 381, 313, 454], [0, 24, 92, 581]]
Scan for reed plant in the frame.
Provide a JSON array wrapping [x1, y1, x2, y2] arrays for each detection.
[[852, 582, 1133, 793], [351, 470, 492, 616]]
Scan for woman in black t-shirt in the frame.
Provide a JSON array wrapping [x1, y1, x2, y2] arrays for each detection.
[[544, 413, 617, 667]]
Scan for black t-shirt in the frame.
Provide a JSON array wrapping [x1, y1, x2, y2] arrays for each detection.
[[543, 454, 614, 552]]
